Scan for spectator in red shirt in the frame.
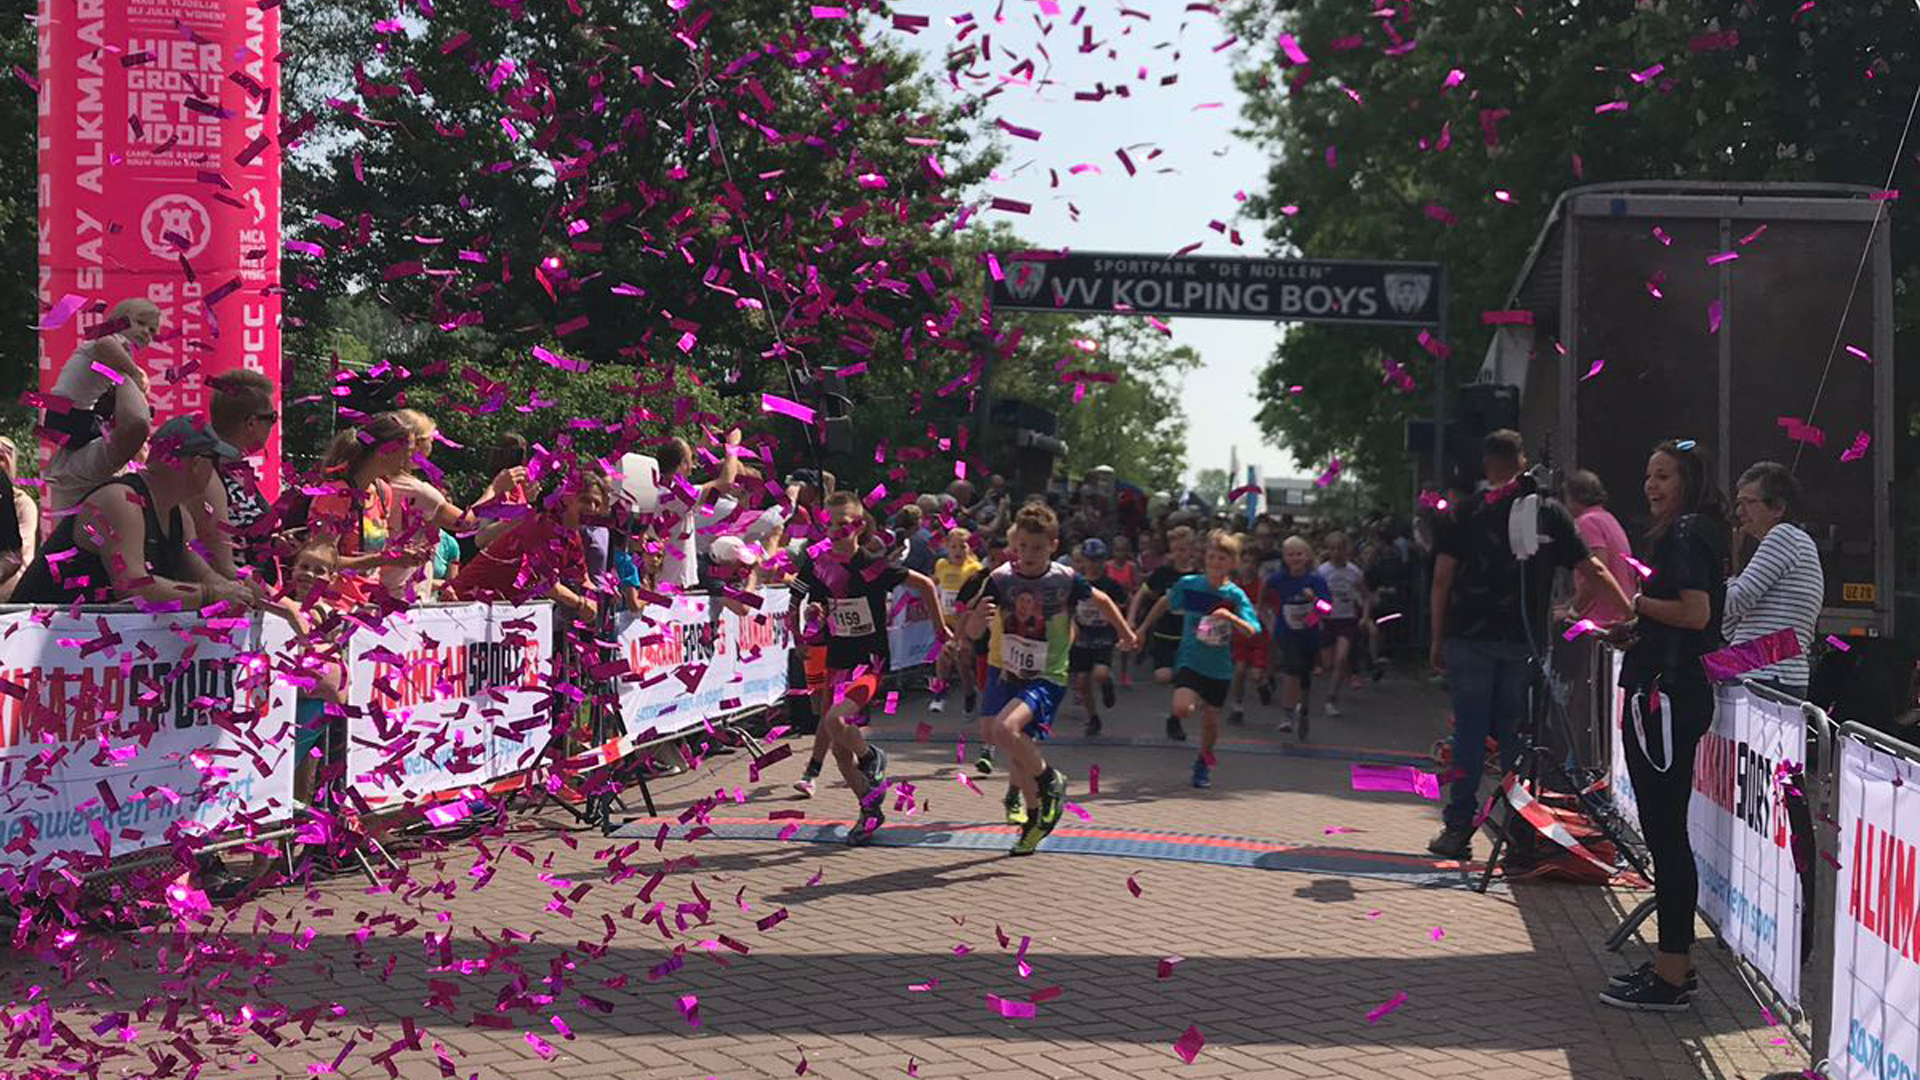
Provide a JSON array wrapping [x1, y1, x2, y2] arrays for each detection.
[[446, 471, 610, 621]]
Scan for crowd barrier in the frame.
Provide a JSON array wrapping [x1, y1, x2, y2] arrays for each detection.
[[0, 589, 804, 880], [1589, 639, 1920, 1077]]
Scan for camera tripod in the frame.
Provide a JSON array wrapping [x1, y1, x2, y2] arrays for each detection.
[[1472, 647, 1651, 894]]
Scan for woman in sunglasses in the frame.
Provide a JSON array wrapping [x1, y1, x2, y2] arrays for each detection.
[[1599, 438, 1731, 1012], [200, 370, 281, 583]]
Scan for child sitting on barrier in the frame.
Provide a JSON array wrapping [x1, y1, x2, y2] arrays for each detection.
[[274, 539, 350, 807]]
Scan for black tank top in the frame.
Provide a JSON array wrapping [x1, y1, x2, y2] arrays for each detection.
[[12, 475, 187, 605]]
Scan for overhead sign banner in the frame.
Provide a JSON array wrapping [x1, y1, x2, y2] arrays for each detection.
[[38, 0, 284, 493], [989, 250, 1443, 327]]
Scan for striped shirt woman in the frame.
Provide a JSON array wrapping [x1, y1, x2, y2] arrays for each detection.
[[1725, 463, 1825, 695]]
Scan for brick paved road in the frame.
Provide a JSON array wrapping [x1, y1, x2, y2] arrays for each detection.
[[8, 670, 1808, 1079]]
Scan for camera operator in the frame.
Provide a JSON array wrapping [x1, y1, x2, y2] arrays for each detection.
[[1427, 430, 1632, 861]]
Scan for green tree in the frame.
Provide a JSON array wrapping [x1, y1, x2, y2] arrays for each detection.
[[1231, 0, 1920, 498], [278, 0, 999, 480], [1191, 467, 1231, 508]]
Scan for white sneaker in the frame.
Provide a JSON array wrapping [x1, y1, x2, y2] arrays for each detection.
[[929, 697, 946, 714], [1326, 702, 1343, 718], [794, 776, 816, 798]]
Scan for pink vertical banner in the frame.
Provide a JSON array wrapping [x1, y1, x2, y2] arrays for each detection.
[[37, 0, 283, 495]]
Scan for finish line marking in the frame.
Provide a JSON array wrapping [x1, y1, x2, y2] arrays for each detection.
[[863, 732, 1434, 766], [610, 817, 1494, 890]]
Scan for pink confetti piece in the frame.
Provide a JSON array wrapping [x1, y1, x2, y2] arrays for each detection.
[[1708, 299, 1723, 334], [1845, 344, 1872, 363], [1276, 33, 1310, 65], [1652, 226, 1673, 246], [1350, 764, 1440, 800], [1367, 991, 1409, 1023], [1840, 430, 1870, 463], [38, 293, 88, 330], [677, 994, 701, 1028], [1826, 635, 1853, 652], [1623, 554, 1654, 580], [1594, 100, 1628, 114], [1324, 826, 1360, 835], [1562, 618, 1601, 641], [1707, 250, 1740, 265], [1580, 357, 1605, 381], [1158, 956, 1183, 979], [1088, 764, 1100, 795], [524, 1033, 556, 1059], [1173, 1024, 1205, 1064], [1430, 927, 1445, 941], [1127, 874, 1143, 897], [1313, 458, 1343, 488], [985, 993, 1037, 1019], [810, 4, 848, 15]]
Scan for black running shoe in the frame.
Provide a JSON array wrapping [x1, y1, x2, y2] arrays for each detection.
[[964, 691, 978, 713], [1101, 679, 1116, 709], [1598, 970, 1692, 1012], [1084, 715, 1103, 738], [1606, 961, 1698, 992], [846, 805, 886, 847], [1256, 680, 1274, 706], [1165, 715, 1186, 741], [1037, 768, 1067, 835]]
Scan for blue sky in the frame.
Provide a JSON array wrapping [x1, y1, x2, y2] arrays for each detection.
[[897, 5, 1311, 484]]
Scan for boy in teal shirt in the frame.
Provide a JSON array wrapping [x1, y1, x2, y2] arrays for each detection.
[[1138, 530, 1262, 788]]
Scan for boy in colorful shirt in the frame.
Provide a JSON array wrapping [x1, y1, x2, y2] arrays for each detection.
[[1069, 538, 1129, 737], [790, 492, 948, 844], [1137, 530, 1263, 788], [966, 503, 1137, 855]]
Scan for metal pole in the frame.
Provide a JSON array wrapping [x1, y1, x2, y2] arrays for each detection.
[[1432, 269, 1449, 492]]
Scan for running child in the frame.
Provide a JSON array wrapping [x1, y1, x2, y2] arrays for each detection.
[[790, 492, 949, 842], [1317, 531, 1373, 718], [1226, 544, 1268, 725], [929, 527, 982, 714], [1262, 535, 1331, 740], [966, 503, 1136, 855], [1106, 535, 1140, 688], [1129, 524, 1199, 741], [1136, 530, 1262, 788], [1068, 538, 1128, 737]]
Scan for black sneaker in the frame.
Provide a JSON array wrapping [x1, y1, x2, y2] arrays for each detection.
[[1427, 824, 1474, 860], [1606, 961, 1698, 992], [1165, 715, 1187, 741], [1296, 707, 1311, 742], [1598, 970, 1692, 1012], [857, 747, 889, 792], [974, 746, 995, 775], [964, 691, 978, 713], [1084, 714, 1103, 738], [846, 805, 886, 847], [1037, 768, 1067, 834], [1100, 679, 1116, 709], [1226, 708, 1244, 726], [1256, 680, 1274, 706]]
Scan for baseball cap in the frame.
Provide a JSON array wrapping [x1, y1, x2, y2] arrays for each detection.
[[151, 416, 240, 462], [1078, 538, 1109, 559]]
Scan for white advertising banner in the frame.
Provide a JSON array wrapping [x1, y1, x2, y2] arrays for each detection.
[[886, 586, 938, 671], [0, 609, 297, 868], [613, 587, 792, 741], [345, 603, 554, 810], [1827, 737, 1920, 1080], [1687, 685, 1806, 1006]]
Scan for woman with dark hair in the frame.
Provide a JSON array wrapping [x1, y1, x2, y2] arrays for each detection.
[[1599, 439, 1731, 1012], [1724, 461, 1824, 698]]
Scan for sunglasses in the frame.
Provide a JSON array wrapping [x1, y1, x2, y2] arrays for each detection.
[[255, 410, 279, 423]]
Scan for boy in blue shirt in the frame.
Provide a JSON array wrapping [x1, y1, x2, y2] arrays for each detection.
[[1261, 535, 1332, 740], [1136, 530, 1262, 788]]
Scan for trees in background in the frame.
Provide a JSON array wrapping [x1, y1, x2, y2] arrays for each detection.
[[1232, 0, 1920, 497]]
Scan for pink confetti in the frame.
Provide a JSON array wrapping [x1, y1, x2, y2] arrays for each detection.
[[1430, 927, 1445, 941], [1276, 33, 1310, 66], [1580, 357, 1605, 381], [677, 994, 701, 1028], [1707, 250, 1740, 265], [1826, 635, 1853, 652], [1840, 431, 1870, 463], [1351, 764, 1440, 800], [1593, 100, 1628, 114], [1313, 458, 1342, 488], [1158, 955, 1183, 979], [986, 993, 1037, 1019], [1126, 874, 1143, 897], [38, 293, 88, 330], [1562, 618, 1601, 641], [810, 4, 848, 15], [1845, 344, 1872, 363], [1324, 826, 1360, 835], [1708, 299, 1723, 334], [1173, 1024, 1205, 1064], [1367, 991, 1409, 1023]]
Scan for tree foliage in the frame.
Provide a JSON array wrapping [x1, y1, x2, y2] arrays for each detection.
[[1230, 0, 1920, 496]]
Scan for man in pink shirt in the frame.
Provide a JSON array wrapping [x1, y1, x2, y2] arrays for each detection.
[[1561, 470, 1638, 625]]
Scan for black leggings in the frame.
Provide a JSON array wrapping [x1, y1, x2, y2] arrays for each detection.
[[1623, 682, 1715, 955]]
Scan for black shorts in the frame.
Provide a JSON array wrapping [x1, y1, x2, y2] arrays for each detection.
[[1069, 645, 1115, 674], [1275, 634, 1319, 677], [1149, 635, 1180, 672], [1173, 667, 1231, 709]]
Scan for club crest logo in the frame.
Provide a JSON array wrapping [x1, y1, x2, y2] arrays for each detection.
[[1005, 261, 1047, 302], [141, 194, 212, 261], [1383, 272, 1433, 316]]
